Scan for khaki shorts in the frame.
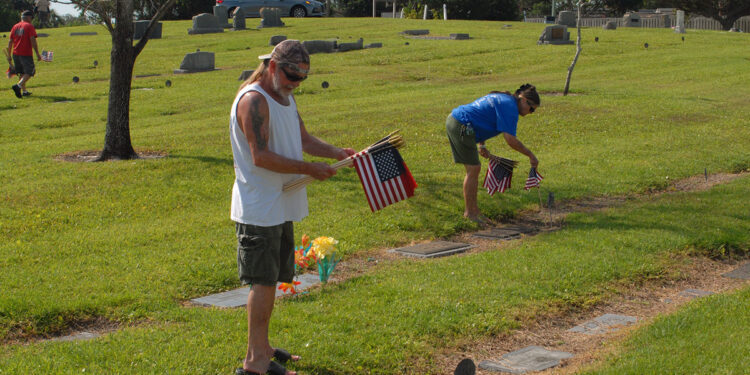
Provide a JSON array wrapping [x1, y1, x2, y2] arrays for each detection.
[[446, 114, 480, 165], [235, 221, 295, 286]]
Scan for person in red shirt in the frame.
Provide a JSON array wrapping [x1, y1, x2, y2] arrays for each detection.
[[7, 10, 41, 98]]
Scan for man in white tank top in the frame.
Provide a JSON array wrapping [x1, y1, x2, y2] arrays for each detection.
[[230, 40, 355, 375]]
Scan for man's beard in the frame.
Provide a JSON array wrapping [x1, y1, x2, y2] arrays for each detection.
[[272, 73, 294, 98]]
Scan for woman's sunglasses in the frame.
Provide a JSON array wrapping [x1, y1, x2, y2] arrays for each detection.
[[526, 99, 537, 113]]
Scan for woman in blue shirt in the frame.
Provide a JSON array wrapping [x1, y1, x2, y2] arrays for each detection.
[[446, 84, 540, 224]]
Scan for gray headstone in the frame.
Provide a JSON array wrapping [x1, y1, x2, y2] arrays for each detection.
[[674, 10, 686, 33], [232, 7, 246, 30], [337, 38, 363, 52], [365, 42, 383, 48], [622, 12, 641, 27], [238, 70, 255, 81], [479, 346, 573, 374], [188, 13, 224, 35], [473, 226, 532, 240], [303, 40, 336, 54], [191, 273, 322, 307], [400, 29, 429, 35], [134, 20, 162, 40], [568, 314, 637, 335], [556, 11, 577, 27], [723, 263, 750, 280], [37, 33, 49, 37], [269, 35, 287, 46], [259, 7, 285, 28], [603, 21, 617, 30], [214, 5, 232, 28], [449, 33, 470, 40], [538, 25, 573, 45], [389, 241, 474, 258], [175, 51, 216, 73], [70, 32, 97, 36], [678, 289, 715, 299]]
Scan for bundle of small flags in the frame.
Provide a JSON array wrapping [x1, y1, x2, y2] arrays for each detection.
[[524, 167, 544, 190], [483, 155, 517, 196], [282, 130, 417, 212], [4, 48, 15, 79], [41, 50, 54, 62]]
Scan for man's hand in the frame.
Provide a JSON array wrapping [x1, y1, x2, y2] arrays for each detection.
[[336, 147, 357, 161], [307, 162, 337, 181], [529, 155, 539, 169]]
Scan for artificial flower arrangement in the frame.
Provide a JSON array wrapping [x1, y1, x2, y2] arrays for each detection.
[[278, 234, 340, 295]]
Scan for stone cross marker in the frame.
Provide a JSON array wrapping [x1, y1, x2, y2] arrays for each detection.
[[675, 10, 686, 33], [188, 13, 224, 35], [232, 7, 246, 30], [259, 8, 285, 28]]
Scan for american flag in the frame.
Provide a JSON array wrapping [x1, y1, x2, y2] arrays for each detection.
[[524, 168, 543, 190], [352, 145, 417, 212], [483, 158, 513, 196], [41, 51, 53, 62]]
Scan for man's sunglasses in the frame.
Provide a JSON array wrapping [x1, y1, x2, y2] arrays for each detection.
[[279, 63, 308, 82]]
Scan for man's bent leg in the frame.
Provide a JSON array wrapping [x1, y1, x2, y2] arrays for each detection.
[[463, 164, 481, 219]]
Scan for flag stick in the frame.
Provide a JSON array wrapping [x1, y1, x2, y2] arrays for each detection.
[[536, 187, 548, 227]]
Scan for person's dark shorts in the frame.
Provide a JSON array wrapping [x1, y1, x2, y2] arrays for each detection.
[[235, 221, 295, 286], [12, 55, 35, 77], [446, 114, 480, 165]]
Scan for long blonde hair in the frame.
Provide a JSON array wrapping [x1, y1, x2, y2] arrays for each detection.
[[238, 60, 268, 93]]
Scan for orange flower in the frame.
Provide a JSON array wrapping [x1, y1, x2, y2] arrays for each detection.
[[301, 234, 311, 249], [278, 280, 301, 295]]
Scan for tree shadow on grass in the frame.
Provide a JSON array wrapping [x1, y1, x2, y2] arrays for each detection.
[[170, 154, 233, 166]]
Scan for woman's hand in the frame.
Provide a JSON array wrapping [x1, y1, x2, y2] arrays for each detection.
[[478, 145, 490, 159], [529, 154, 539, 168]]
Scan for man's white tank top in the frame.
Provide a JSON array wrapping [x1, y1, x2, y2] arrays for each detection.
[[230, 83, 308, 226]]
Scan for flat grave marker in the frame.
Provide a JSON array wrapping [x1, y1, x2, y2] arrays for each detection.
[[191, 273, 321, 308], [479, 346, 573, 373], [472, 225, 533, 240], [389, 241, 474, 258], [722, 263, 750, 280], [568, 313, 637, 335], [678, 289, 715, 299], [50, 331, 100, 342]]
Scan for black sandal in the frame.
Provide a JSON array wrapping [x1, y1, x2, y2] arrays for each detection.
[[235, 360, 289, 375], [273, 348, 299, 364]]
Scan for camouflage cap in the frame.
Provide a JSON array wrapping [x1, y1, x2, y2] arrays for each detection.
[[258, 40, 310, 65]]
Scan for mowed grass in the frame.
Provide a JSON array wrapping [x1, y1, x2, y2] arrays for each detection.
[[1, 17, 749, 374]]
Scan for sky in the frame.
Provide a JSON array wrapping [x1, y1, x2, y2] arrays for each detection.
[[50, 2, 79, 17]]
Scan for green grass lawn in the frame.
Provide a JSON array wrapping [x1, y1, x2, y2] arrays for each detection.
[[1, 17, 749, 374]]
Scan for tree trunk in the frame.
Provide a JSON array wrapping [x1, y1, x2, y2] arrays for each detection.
[[97, 1, 138, 161], [563, 3, 583, 96]]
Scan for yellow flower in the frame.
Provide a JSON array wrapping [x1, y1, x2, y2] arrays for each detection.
[[311, 236, 338, 259]]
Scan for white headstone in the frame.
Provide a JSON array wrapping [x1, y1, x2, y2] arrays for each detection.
[[675, 10, 686, 33]]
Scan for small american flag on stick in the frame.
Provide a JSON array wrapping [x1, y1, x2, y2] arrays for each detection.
[[524, 167, 543, 190], [353, 143, 417, 212], [41, 51, 54, 62]]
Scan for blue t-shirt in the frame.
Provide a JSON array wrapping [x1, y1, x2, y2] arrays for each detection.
[[451, 93, 518, 143]]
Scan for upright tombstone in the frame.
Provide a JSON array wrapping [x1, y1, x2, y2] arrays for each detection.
[[603, 21, 617, 30], [269, 35, 287, 46], [537, 25, 573, 45], [337, 38, 363, 52], [622, 12, 641, 27], [214, 5, 232, 28], [188, 13, 224, 34], [134, 20, 162, 40], [556, 11, 577, 27], [174, 51, 216, 73], [232, 7, 246, 30], [258, 8, 285, 28], [674, 10, 686, 33]]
